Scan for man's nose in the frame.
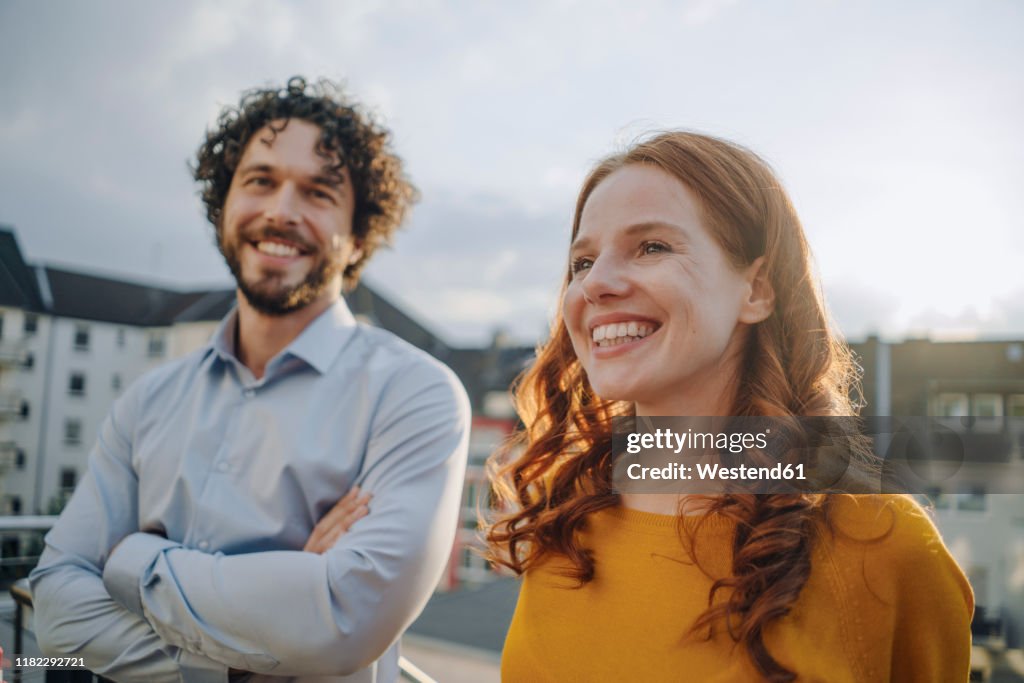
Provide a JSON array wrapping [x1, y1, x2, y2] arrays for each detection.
[[265, 183, 301, 225], [580, 256, 631, 303]]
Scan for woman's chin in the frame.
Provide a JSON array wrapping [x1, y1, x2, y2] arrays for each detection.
[[587, 378, 648, 406]]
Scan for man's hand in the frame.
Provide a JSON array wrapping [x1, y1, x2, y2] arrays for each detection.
[[303, 486, 372, 554]]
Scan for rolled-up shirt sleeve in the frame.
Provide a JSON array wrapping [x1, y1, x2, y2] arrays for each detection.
[[29, 382, 229, 683], [100, 359, 471, 677]]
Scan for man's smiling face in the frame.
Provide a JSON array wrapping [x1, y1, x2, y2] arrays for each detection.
[[218, 118, 360, 316]]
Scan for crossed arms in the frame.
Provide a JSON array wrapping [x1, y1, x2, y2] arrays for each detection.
[[30, 361, 470, 681]]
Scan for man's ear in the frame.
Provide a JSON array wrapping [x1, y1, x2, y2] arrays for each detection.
[[348, 240, 364, 266], [738, 256, 775, 324]]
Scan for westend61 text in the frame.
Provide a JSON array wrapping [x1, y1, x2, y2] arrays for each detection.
[[627, 462, 807, 481], [625, 428, 770, 455]]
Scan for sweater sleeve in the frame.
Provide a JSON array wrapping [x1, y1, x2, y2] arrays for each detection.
[[846, 496, 975, 683], [889, 497, 974, 682]]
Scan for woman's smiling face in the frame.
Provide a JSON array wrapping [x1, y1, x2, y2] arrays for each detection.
[[563, 163, 768, 416]]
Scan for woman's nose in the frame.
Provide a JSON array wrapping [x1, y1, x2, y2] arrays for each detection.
[[580, 256, 631, 303]]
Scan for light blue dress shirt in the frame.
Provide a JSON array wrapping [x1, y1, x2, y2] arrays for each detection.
[[30, 299, 471, 682]]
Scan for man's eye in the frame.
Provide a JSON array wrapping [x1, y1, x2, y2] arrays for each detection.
[[247, 177, 272, 187], [310, 189, 336, 202], [571, 257, 593, 274], [641, 241, 669, 255]]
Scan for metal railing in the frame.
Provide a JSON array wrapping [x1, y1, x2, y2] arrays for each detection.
[[0, 391, 25, 419], [7, 578, 434, 682], [1, 516, 435, 681], [0, 340, 28, 367], [0, 517, 57, 533], [0, 442, 17, 472]]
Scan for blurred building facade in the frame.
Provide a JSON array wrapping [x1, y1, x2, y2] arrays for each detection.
[[852, 337, 1024, 647]]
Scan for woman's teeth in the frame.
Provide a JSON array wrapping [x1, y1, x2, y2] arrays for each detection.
[[256, 241, 300, 257], [592, 322, 655, 347]]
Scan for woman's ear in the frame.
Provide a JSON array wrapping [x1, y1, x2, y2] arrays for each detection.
[[739, 256, 775, 324]]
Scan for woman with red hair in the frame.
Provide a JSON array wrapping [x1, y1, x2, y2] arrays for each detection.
[[486, 131, 973, 681]]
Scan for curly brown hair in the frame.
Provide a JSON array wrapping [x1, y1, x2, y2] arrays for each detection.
[[193, 76, 417, 287], [486, 132, 876, 682]]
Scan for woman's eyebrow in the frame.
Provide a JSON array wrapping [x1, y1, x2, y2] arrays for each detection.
[[571, 221, 688, 253], [619, 221, 688, 239], [569, 234, 593, 255]]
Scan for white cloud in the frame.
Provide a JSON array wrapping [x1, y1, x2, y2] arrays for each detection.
[[679, 0, 739, 26], [0, 107, 41, 144], [1, 0, 1022, 344]]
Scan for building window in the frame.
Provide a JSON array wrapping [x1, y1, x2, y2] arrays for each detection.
[[147, 332, 166, 358], [972, 394, 1003, 418], [68, 372, 86, 396], [956, 488, 987, 512], [19, 401, 29, 419], [22, 352, 34, 370], [60, 467, 77, 492], [15, 449, 26, 470], [112, 373, 122, 391], [921, 487, 950, 510], [116, 328, 125, 348], [1007, 343, 1024, 364], [64, 419, 82, 445], [0, 313, 4, 339], [933, 393, 968, 418], [9, 495, 21, 515], [23, 314, 38, 335], [1008, 395, 1024, 418], [483, 390, 516, 419], [73, 324, 90, 351]]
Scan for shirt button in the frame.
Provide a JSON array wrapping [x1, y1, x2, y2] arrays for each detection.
[[217, 461, 229, 472], [198, 540, 209, 550]]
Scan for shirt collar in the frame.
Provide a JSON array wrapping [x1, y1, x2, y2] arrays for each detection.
[[284, 298, 358, 374], [209, 310, 239, 365], [206, 298, 359, 376]]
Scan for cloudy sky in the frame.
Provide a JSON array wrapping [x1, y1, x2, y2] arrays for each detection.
[[1, 0, 1021, 346]]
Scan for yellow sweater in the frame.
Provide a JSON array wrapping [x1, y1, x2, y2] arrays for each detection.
[[502, 495, 973, 682]]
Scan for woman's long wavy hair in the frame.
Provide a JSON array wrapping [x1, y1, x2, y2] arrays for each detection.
[[486, 131, 871, 682]]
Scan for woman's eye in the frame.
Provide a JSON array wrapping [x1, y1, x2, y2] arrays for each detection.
[[571, 257, 593, 274], [641, 241, 669, 255]]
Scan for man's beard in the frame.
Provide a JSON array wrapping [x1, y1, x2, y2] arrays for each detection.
[[218, 226, 345, 316]]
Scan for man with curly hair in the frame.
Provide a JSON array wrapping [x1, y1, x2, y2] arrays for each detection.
[[31, 77, 470, 682]]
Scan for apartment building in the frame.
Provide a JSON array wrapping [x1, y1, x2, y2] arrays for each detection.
[[1, 229, 231, 514]]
